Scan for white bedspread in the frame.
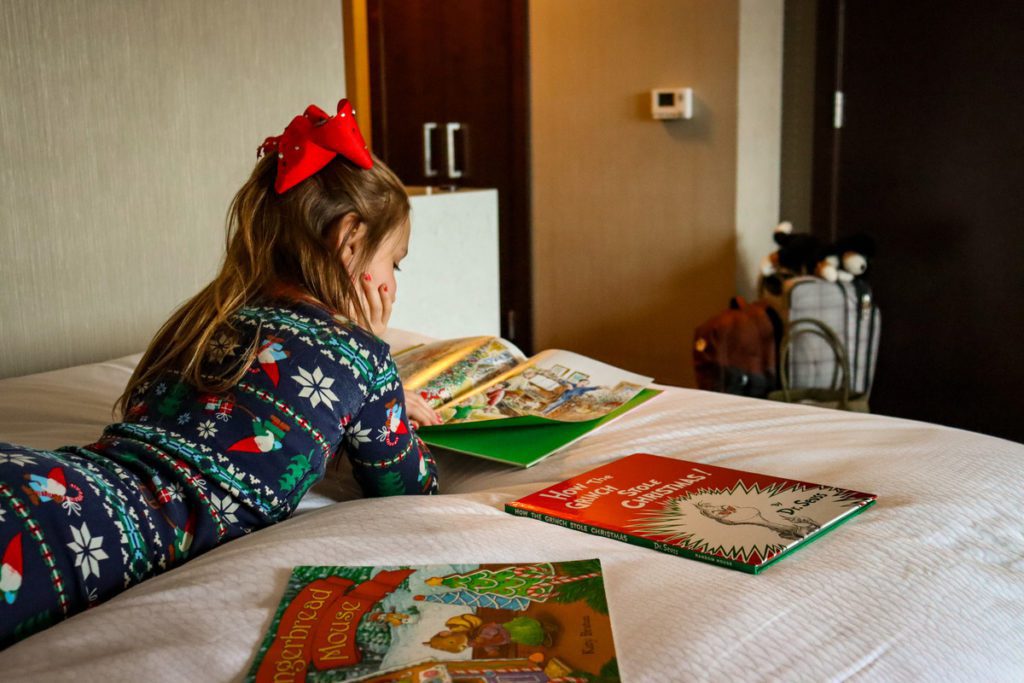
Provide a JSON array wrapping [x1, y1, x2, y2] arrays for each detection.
[[1, 350, 1022, 681]]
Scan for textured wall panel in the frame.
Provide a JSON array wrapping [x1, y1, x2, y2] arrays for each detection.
[[0, 0, 346, 377], [530, 0, 739, 387], [735, 0, 783, 299]]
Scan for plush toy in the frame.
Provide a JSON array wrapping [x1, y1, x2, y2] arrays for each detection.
[[760, 222, 876, 290], [759, 221, 823, 278], [814, 232, 876, 283], [836, 232, 876, 279], [814, 253, 846, 282]]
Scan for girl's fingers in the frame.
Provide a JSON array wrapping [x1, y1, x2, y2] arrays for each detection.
[[347, 299, 362, 326], [353, 274, 393, 335], [379, 283, 393, 330], [403, 390, 435, 426], [410, 392, 442, 425], [348, 276, 370, 325], [361, 273, 383, 333]]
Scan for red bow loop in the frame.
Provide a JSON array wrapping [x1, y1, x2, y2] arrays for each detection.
[[303, 104, 330, 124], [257, 136, 280, 159], [260, 99, 373, 194]]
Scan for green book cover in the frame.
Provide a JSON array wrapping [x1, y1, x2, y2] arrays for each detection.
[[418, 389, 660, 468]]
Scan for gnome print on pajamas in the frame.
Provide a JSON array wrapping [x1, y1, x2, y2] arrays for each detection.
[[257, 337, 290, 387], [378, 398, 408, 446], [168, 511, 197, 563], [22, 467, 82, 508], [228, 416, 291, 453], [1, 533, 22, 605]]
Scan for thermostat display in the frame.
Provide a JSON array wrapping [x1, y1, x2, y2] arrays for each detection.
[[651, 88, 693, 120]]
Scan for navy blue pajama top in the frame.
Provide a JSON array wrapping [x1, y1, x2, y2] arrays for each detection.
[[0, 299, 437, 647]]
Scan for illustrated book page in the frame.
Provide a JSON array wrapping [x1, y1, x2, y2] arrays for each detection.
[[395, 337, 526, 411], [246, 560, 619, 682], [394, 338, 658, 467], [395, 338, 653, 427]]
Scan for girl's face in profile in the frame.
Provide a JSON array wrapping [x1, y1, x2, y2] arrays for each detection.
[[356, 218, 410, 305]]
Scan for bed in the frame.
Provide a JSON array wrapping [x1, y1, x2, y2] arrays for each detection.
[[1, 331, 1022, 681]]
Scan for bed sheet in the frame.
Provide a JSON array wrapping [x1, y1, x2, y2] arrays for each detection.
[[1, 348, 1022, 681]]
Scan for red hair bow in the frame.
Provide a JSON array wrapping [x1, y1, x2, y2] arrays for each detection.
[[258, 99, 373, 194]]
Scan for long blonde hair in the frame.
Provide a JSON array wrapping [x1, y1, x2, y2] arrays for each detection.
[[116, 153, 409, 416]]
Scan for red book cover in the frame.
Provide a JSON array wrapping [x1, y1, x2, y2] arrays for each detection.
[[505, 453, 877, 574]]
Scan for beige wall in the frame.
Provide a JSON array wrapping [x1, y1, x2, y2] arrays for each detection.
[[0, 0, 346, 378], [530, 0, 740, 387], [736, 0, 784, 299]]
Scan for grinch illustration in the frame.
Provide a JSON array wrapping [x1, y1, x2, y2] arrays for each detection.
[[694, 501, 819, 540], [630, 482, 861, 564]]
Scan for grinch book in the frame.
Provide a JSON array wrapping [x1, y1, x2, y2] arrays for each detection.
[[505, 454, 877, 574], [394, 337, 658, 467], [246, 560, 619, 683]]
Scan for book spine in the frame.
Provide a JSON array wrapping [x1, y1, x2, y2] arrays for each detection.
[[504, 504, 757, 574]]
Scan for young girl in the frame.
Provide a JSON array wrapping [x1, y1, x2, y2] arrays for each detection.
[[0, 100, 439, 648]]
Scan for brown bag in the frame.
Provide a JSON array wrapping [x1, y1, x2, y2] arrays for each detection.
[[693, 297, 779, 397]]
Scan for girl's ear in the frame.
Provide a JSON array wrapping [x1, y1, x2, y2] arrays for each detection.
[[331, 212, 363, 272]]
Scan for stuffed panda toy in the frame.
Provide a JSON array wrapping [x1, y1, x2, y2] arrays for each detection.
[[759, 221, 823, 278], [815, 233, 877, 283]]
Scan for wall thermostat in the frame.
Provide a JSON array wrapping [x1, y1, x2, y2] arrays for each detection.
[[651, 88, 693, 120]]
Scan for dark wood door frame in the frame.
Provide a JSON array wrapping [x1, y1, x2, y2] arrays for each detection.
[[365, 0, 534, 352], [809, 0, 843, 242], [807, 0, 1024, 443]]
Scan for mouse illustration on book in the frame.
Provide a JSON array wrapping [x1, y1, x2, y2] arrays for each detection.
[[367, 607, 418, 627], [425, 613, 554, 657], [694, 501, 819, 540]]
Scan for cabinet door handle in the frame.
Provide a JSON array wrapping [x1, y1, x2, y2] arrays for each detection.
[[446, 122, 464, 179], [422, 122, 438, 178]]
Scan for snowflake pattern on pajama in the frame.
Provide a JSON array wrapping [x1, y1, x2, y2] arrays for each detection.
[[0, 301, 437, 647]]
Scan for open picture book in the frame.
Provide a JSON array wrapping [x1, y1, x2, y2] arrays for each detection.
[[394, 337, 658, 467]]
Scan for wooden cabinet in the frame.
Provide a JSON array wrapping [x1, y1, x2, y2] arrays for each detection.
[[367, 0, 533, 349], [390, 188, 501, 339]]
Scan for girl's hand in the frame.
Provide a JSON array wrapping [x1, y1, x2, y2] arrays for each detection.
[[404, 390, 443, 429], [351, 273, 392, 336]]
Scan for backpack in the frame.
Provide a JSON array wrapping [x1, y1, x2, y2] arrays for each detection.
[[693, 297, 780, 398], [759, 276, 880, 396]]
